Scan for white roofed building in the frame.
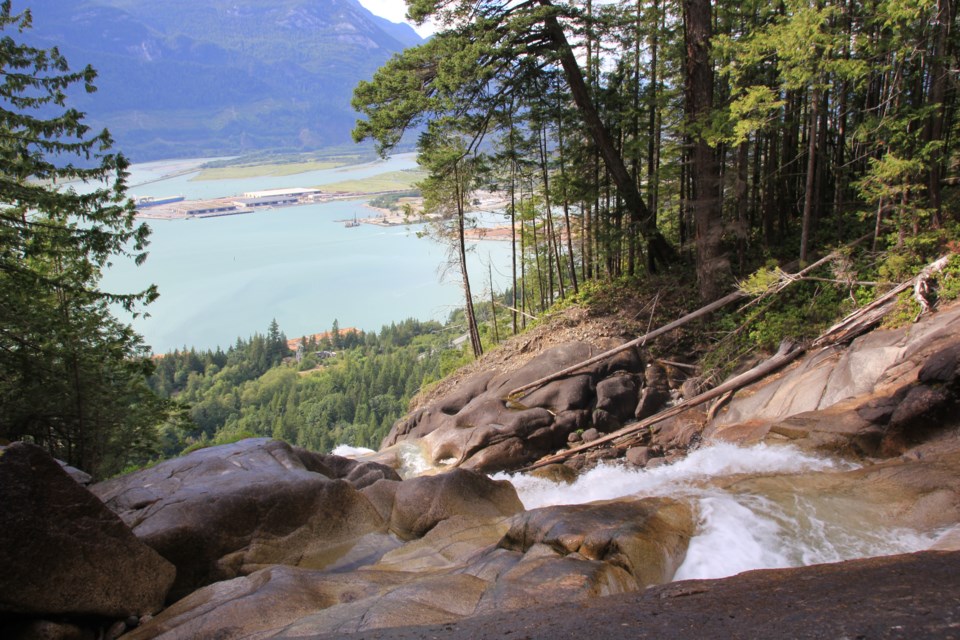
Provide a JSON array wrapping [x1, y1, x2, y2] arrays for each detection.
[[241, 188, 322, 199]]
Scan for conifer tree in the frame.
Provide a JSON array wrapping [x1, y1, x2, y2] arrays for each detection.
[[0, 2, 168, 477]]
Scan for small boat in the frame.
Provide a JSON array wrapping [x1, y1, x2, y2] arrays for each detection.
[[344, 214, 360, 228]]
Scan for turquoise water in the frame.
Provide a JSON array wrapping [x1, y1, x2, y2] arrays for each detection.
[[101, 156, 513, 353]]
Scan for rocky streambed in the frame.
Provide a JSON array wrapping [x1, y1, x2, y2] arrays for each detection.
[[3, 304, 960, 639]]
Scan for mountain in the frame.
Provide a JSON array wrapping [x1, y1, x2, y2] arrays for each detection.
[[15, 0, 423, 161]]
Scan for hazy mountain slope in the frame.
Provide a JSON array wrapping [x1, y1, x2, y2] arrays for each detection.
[[16, 0, 422, 161]]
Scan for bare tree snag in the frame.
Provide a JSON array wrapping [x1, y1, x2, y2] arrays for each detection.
[[812, 253, 953, 346]]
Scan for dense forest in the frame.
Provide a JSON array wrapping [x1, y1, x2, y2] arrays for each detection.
[[3, 0, 959, 478], [148, 318, 471, 457], [354, 0, 960, 355]]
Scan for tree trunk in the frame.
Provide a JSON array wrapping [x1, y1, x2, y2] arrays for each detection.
[[685, 0, 727, 301], [508, 113, 519, 335], [924, 0, 953, 226], [647, 0, 662, 219], [800, 86, 820, 263], [556, 111, 579, 295], [539, 123, 565, 301], [454, 164, 483, 358], [539, 3, 677, 271]]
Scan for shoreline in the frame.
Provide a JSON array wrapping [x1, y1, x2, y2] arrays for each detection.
[[358, 193, 514, 241]]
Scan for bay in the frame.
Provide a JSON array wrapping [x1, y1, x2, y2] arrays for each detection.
[[101, 155, 513, 353]]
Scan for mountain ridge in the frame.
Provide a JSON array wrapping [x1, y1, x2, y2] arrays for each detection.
[[15, 0, 422, 161]]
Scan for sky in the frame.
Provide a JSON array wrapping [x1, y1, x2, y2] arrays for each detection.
[[357, 0, 436, 37]]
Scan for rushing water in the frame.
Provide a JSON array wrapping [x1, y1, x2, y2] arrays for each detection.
[[492, 443, 938, 581], [100, 154, 513, 352]]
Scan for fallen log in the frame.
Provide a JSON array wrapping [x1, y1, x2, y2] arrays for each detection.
[[520, 340, 805, 471], [522, 253, 954, 470], [504, 290, 748, 402], [504, 241, 868, 402], [812, 253, 953, 348]]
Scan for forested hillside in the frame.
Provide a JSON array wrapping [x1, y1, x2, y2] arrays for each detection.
[[149, 319, 468, 456], [354, 0, 960, 357]]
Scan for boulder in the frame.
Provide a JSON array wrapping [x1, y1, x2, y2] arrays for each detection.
[[296, 451, 401, 490], [591, 408, 621, 432], [473, 549, 639, 614], [529, 464, 579, 484], [91, 439, 388, 601], [0, 443, 174, 618], [635, 388, 670, 421], [56, 460, 92, 486], [388, 469, 524, 539], [382, 342, 645, 473], [122, 564, 413, 640], [649, 411, 706, 452], [595, 375, 640, 420], [625, 446, 653, 467], [375, 515, 512, 573], [460, 438, 535, 473], [497, 497, 695, 587], [521, 375, 594, 413], [485, 343, 599, 397]]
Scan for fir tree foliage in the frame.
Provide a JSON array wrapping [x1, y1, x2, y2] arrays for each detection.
[[149, 319, 454, 456], [356, 0, 959, 313], [0, 2, 167, 478]]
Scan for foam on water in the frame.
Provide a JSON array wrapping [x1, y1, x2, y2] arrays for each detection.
[[496, 442, 850, 509], [494, 442, 937, 580], [330, 444, 376, 458], [395, 441, 439, 479]]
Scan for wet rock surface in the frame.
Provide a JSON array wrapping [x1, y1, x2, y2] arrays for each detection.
[[119, 468, 693, 639], [708, 303, 960, 457], [498, 498, 694, 587], [295, 550, 960, 640]]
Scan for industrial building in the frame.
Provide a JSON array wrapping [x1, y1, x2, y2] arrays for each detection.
[[241, 188, 322, 199]]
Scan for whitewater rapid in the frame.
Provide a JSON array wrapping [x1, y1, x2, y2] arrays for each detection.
[[495, 443, 937, 580], [340, 441, 937, 581]]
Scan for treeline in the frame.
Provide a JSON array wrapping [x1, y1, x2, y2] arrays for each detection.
[[150, 318, 460, 455], [354, 0, 960, 353]]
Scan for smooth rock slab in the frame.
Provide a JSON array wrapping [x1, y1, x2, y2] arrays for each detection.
[[0, 443, 174, 618], [92, 439, 390, 601], [294, 550, 960, 640], [122, 564, 412, 640], [388, 469, 524, 539]]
